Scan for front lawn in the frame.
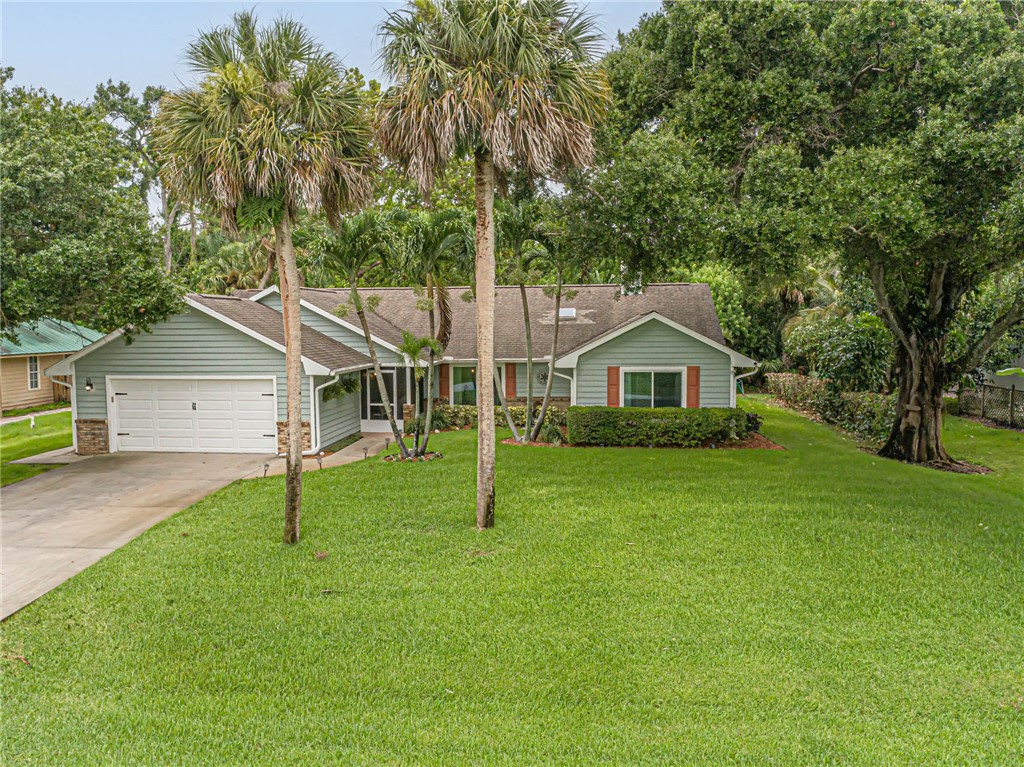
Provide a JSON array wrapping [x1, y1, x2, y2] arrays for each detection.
[[2, 401, 1021, 765], [0, 411, 72, 486]]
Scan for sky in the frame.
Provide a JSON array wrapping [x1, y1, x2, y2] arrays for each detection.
[[1, 1, 660, 102]]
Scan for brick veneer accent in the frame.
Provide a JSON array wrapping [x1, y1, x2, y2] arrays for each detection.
[[276, 421, 311, 454], [76, 419, 110, 455]]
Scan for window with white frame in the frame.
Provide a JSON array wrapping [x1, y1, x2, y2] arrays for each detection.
[[622, 369, 683, 408], [27, 356, 40, 390]]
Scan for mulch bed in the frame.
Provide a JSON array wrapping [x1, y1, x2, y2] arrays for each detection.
[[382, 452, 443, 463], [707, 432, 785, 450]]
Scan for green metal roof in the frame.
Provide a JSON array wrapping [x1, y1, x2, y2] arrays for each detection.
[[1, 318, 104, 357]]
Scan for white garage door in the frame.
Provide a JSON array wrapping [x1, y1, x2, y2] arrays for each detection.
[[111, 378, 277, 453]]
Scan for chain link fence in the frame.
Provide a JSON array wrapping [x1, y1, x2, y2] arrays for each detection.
[[959, 384, 1024, 429]]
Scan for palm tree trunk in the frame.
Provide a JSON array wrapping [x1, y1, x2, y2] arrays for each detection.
[[494, 362, 522, 438], [474, 149, 496, 529], [351, 285, 410, 459], [519, 279, 533, 441], [531, 269, 563, 442], [276, 215, 303, 544], [420, 276, 437, 457]]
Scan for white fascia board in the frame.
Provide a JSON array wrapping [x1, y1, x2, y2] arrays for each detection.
[[298, 299, 402, 354], [329, 362, 374, 375], [44, 329, 126, 376], [248, 285, 280, 302], [556, 313, 758, 368], [184, 297, 329, 376]]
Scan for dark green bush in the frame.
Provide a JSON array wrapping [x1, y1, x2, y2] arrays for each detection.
[[766, 373, 895, 443], [785, 313, 893, 392], [567, 406, 752, 447]]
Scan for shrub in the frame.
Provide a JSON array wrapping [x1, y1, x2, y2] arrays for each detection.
[[765, 373, 895, 443], [566, 406, 752, 447], [536, 420, 565, 445], [784, 313, 893, 392]]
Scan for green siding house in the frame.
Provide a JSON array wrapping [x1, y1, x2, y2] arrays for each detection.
[[48, 283, 755, 455]]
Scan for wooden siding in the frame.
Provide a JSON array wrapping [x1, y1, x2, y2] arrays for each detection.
[[259, 293, 402, 365], [1, 353, 69, 410], [575, 321, 732, 407], [73, 309, 307, 422], [318, 381, 361, 447], [511, 362, 572, 400]]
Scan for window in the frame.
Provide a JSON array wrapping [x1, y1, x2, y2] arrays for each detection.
[[558, 307, 576, 319], [451, 366, 477, 406], [27, 356, 40, 390], [622, 370, 683, 408]]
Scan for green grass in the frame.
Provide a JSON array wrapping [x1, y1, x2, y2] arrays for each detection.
[[0, 411, 72, 486], [2, 400, 1022, 765], [1, 401, 70, 418]]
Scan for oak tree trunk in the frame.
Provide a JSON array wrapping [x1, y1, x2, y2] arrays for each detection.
[[879, 340, 950, 463], [474, 150, 496, 529], [188, 209, 198, 269], [276, 216, 304, 544]]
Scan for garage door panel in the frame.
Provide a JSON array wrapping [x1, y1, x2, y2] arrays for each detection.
[[112, 378, 277, 453]]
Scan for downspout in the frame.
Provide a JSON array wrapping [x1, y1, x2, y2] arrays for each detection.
[[553, 370, 573, 405], [307, 372, 341, 455], [733, 366, 759, 405]]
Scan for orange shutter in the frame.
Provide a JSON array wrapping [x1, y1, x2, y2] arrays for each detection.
[[607, 366, 620, 407], [686, 366, 700, 408], [505, 363, 517, 400], [439, 364, 450, 401]]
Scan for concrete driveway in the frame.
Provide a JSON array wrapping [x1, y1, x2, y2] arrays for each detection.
[[1, 452, 273, 620]]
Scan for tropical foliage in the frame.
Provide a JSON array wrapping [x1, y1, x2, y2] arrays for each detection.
[[153, 11, 373, 543]]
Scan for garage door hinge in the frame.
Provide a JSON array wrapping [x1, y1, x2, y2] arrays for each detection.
[[262, 393, 274, 397], [117, 432, 130, 436]]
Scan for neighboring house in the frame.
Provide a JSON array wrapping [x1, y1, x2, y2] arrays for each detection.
[[985, 353, 1024, 390], [1, 319, 103, 412], [48, 283, 756, 455]]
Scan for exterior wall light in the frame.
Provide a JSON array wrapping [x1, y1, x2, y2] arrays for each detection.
[[85, 378, 94, 391]]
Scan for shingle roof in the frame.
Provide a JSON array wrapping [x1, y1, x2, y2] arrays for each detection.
[[188, 294, 371, 372], [1, 319, 104, 357], [290, 283, 727, 360]]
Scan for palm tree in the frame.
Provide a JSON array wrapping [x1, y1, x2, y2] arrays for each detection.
[[497, 200, 546, 440], [393, 208, 470, 455], [154, 11, 372, 544], [530, 225, 578, 442], [396, 330, 443, 454], [378, 0, 609, 529], [311, 212, 412, 459]]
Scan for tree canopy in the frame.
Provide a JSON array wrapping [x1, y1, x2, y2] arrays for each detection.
[[1, 74, 181, 335]]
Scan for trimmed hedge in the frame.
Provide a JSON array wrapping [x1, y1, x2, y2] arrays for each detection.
[[428, 404, 567, 431], [765, 373, 895, 444], [566, 406, 752, 447]]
